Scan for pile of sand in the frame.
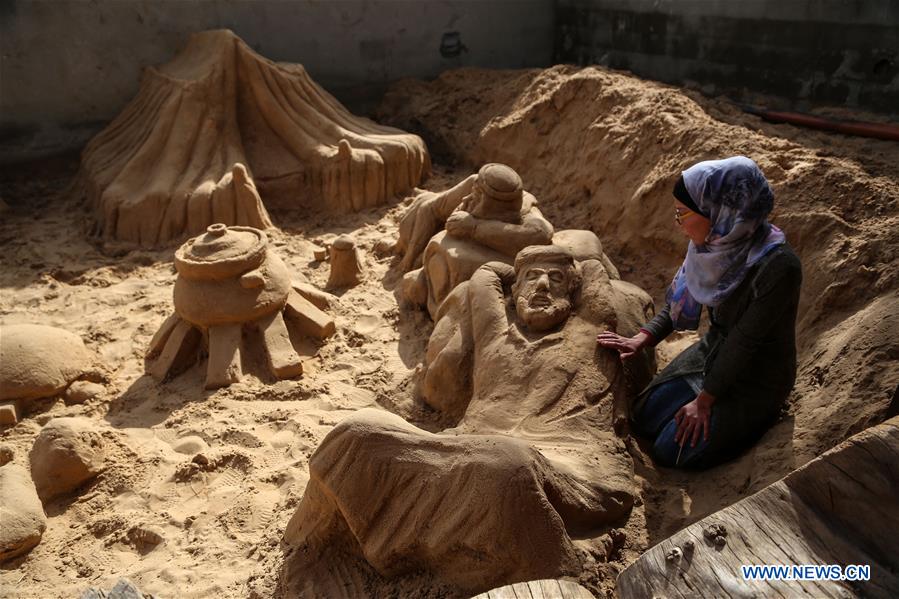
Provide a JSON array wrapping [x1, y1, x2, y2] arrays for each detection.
[[0, 64, 896, 597]]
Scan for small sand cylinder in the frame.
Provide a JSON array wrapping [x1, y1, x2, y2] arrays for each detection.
[[327, 235, 364, 288]]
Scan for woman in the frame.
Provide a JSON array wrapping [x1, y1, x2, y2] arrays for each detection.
[[597, 156, 802, 469]]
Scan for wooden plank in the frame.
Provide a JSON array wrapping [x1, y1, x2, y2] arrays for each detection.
[[472, 579, 594, 599], [617, 418, 899, 599]]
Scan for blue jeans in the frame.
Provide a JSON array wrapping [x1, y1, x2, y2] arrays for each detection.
[[633, 377, 717, 469]]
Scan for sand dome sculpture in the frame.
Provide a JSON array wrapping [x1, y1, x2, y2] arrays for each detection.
[[0, 324, 104, 425], [145, 224, 335, 389], [80, 29, 431, 246]]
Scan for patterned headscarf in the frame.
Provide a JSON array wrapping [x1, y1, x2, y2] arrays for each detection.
[[667, 156, 786, 330]]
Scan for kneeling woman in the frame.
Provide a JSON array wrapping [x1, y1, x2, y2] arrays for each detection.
[[598, 156, 802, 469]]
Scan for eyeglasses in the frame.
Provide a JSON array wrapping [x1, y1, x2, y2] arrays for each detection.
[[675, 208, 698, 225]]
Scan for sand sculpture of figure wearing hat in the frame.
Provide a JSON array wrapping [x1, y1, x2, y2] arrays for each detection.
[[398, 163, 554, 317], [145, 224, 335, 389], [284, 245, 656, 594], [396, 163, 621, 319]]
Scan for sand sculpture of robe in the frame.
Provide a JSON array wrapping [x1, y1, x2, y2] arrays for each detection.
[[285, 245, 656, 594]]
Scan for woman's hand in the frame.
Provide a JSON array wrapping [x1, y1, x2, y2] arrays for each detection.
[[674, 391, 716, 447], [596, 330, 651, 360]]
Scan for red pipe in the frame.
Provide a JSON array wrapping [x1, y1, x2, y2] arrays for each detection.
[[741, 106, 899, 142]]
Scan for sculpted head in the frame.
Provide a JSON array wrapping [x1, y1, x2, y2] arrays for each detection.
[[466, 163, 524, 220], [511, 245, 581, 332]]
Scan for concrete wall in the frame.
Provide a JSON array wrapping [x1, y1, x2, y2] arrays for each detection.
[[0, 0, 554, 162], [555, 0, 899, 118]]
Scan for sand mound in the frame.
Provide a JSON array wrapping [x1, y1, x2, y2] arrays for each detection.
[[79, 29, 431, 246], [0, 324, 96, 402], [29, 417, 107, 502], [377, 65, 899, 465], [618, 416, 899, 598], [0, 464, 47, 562]]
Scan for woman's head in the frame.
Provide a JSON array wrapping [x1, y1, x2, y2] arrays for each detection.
[[676, 156, 775, 246], [665, 156, 785, 330]]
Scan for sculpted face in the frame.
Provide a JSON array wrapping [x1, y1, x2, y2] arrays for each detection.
[[513, 261, 576, 332]]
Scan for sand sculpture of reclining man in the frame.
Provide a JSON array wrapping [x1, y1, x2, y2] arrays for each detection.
[[285, 245, 656, 593]]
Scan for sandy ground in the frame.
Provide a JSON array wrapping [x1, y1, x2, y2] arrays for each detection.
[[1, 64, 898, 598]]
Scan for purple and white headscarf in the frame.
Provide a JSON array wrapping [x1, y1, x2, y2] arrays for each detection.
[[667, 156, 786, 330]]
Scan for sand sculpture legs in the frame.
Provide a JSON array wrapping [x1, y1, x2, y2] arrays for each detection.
[[146, 287, 333, 389]]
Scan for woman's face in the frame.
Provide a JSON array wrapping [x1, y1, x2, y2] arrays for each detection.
[[674, 200, 711, 246]]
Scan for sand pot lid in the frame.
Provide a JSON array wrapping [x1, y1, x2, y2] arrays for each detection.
[[175, 224, 267, 279]]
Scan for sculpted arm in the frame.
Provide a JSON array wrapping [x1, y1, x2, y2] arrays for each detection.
[[469, 262, 514, 338], [398, 174, 477, 271], [467, 207, 554, 256], [434, 174, 478, 219]]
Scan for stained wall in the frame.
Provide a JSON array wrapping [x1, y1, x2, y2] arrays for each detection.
[[554, 0, 899, 118], [4, 0, 897, 164], [0, 0, 554, 162]]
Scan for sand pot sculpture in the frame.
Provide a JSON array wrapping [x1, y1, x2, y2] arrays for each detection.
[[618, 416, 899, 598], [285, 246, 656, 593], [145, 224, 335, 388], [0, 324, 103, 425], [79, 29, 430, 246], [398, 163, 619, 318]]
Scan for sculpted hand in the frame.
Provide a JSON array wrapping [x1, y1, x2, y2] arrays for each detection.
[[445, 211, 477, 238], [674, 391, 715, 448], [596, 330, 650, 360]]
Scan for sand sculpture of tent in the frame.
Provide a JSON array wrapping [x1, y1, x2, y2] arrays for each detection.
[[79, 29, 430, 246]]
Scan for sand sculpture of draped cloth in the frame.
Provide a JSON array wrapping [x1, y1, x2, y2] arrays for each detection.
[[284, 257, 656, 594], [78, 29, 430, 246]]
